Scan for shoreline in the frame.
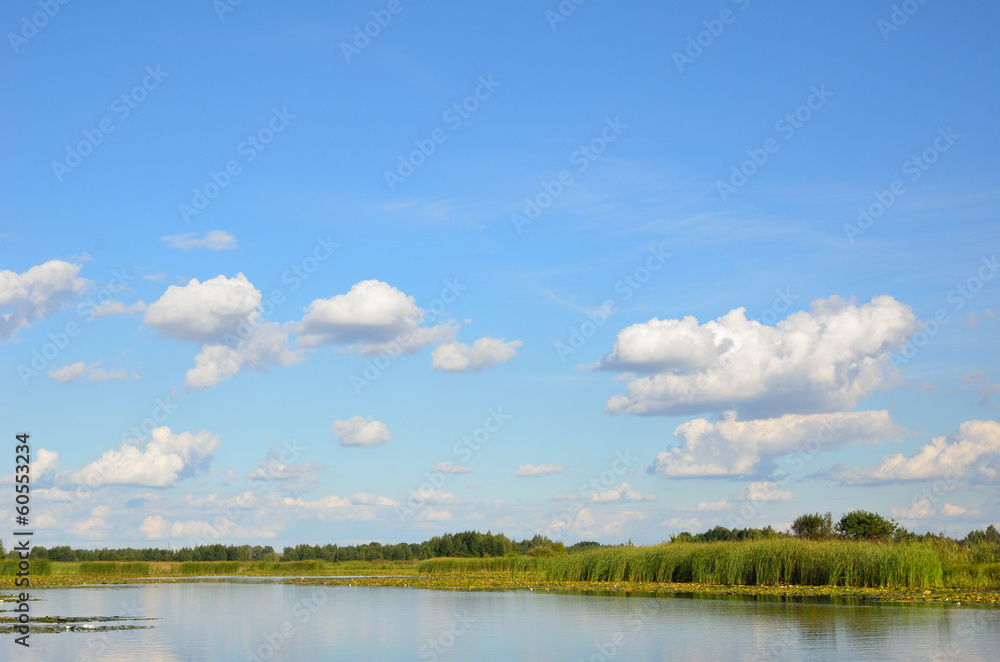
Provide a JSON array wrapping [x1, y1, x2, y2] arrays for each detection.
[[4, 573, 999, 607]]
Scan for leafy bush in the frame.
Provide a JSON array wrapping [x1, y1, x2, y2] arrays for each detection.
[[836, 510, 898, 541]]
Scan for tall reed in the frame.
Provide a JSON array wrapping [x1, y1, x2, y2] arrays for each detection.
[[417, 540, 952, 588]]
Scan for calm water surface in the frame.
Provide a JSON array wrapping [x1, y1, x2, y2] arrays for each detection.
[[11, 582, 1000, 661]]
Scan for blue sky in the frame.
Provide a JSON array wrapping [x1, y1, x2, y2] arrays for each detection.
[[1, 0, 998, 549]]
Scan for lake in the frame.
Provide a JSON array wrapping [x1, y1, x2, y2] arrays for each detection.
[[9, 582, 1000, 661]]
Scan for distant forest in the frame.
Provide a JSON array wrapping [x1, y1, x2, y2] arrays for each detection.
[[12, 531, 601, 562]]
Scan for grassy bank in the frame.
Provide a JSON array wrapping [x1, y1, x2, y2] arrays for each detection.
[[0, 559, 416, 579], [417, 540, 1000, 590]]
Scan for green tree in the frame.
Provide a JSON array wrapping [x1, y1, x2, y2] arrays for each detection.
[[791, 512, 834, 540], [835, 510, 897, 541]]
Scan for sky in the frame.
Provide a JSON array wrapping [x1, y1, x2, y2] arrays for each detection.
[[1, 0, 999, 550]]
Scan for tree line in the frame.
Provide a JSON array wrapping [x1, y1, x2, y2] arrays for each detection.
[[9, 531, 603, 562], [7, 514, 998, 561]]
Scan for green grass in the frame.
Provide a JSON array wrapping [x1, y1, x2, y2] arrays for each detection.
[[1, 559, 52, 576], [417, 540, 973, 589], [2, 559, 419, 579]]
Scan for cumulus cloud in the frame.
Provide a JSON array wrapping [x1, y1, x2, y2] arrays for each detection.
[[299, 280, 427, 346], [49, 361, 136, 383], [653, 410, 905, 477], [145, 273, 260, 343], [835, 420, 1000, 484], [432, 337, 522, 372], [69, 426, 221, 487], [431, 462, 474, 474], [0, 260, 86, 341], [588, 482, 655, 504], [185, 321, 302, 389], [514, 464, 564, 477], [332, 416, 391, 447], [600, 295, 917, 418], [410, 488, 462, 505], [160, 230, 237, 251], [145, 273, 300, 388]]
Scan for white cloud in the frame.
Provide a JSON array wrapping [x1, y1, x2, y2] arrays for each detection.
[[411, 488, 461, 505], [963, 309, 995, 328], [600, 295, 917, 418], [662, 516, 702, 530], [588, 482, 654, 503], [352, 492, 399, 506], [33, 448, 60, 477], [49, 361, 136, 383], [145, 274, 299, 388], [679, 481, 795, 513], [69, 426, 221, 487], [431, 462, 474, 474], [246, 449, 322, 491], [0, 260, 86, 341], [736, 481, 796, 503], [299, 280, 424, 347], [432, 337, 522, 372], [418, 507, 454, 522], [891, 497, 970, 523], [514, 464, 564, 476], [185, 321, 302, 389], [679, 499, 732, 512], [332, 416, 391, 447], [160, 230, 237, 251], [836, 420, 1000, 484], [144, 273, 260, 342], [653, 410, 904, 477], [139, 513, 275, 540], [942, 503, 968, 517]]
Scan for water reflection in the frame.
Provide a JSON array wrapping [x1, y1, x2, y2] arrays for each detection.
[[4, 583, 998, 661]]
